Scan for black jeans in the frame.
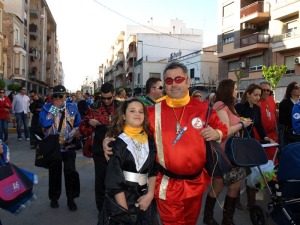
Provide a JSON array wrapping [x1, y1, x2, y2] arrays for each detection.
[[48, 150, 78, 201], [93, 152, 107, 212]]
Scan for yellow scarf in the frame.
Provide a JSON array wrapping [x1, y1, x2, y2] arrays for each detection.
[[165, 91, 190, 108], [123, 125, 148, 144]]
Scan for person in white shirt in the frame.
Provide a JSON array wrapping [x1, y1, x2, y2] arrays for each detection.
[[12, 86, 30, 141]]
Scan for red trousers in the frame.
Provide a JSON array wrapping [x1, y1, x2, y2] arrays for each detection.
[[156, 194, 203, 225]]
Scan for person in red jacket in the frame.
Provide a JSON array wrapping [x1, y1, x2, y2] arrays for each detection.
[[0, 88, 12, 144]]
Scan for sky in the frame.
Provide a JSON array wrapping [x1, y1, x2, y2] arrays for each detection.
[[46, 0, 218, 92]]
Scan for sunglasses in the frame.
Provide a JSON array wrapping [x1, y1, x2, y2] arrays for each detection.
[[164, 76, 186, 85], [294, 86, 300, 90], [152, 86, 163, 90], [30, 95, 35, 98], [262, 89, 270, 92], [101, 96, 113, 100], [52, 94, 64, 99], [194, 95, 202, 98], [0, 92, 4, 94], [21, 89, 26, 91]]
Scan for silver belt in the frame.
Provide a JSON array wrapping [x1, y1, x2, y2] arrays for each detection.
[[123, 171, 148, 186]]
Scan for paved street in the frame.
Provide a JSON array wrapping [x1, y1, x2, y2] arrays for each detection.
[[0, 133, 255, 225]]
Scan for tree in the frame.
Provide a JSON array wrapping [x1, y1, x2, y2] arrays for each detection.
[[262, 65, 287, 90], [0, 79, 5, 89], [7, 83, 21, 92], [234, 69, 244, 99]]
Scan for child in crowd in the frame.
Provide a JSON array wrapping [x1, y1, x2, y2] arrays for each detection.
[[98, 98, 157, 225]]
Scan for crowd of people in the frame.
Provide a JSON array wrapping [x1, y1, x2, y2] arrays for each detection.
[[0, 61, 299, 225]]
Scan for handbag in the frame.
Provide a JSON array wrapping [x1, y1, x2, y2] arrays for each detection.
[[223, 166, 251, 186], [35, 111, 65, 169], [205, 107, 233, 177], [98, 194, 138, 225], [0, 160, 34, 209], [83, 135, 93, 158], [225, 123, 268, 167]]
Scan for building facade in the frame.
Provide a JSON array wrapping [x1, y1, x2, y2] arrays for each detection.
[[217, 0, 300, 101], [103, 19, 203, 95], [2, 0, 63, 95]]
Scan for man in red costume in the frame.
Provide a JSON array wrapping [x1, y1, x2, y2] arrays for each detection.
[[104, 62, 227, 225], [255, 81, 278, 163]]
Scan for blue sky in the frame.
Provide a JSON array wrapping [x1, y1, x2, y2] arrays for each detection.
[[46, 0, 218, 91]]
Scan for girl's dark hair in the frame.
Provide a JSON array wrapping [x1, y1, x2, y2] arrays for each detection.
[[215, 79, 238, 116], [240, 83, 262, 104], [106, 98, 150, 137], [284, 81, 297, 99]]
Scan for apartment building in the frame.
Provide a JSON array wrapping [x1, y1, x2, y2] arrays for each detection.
[[217, 0, 300, 101], [3, 0, 62, 95], [103, 19, 203, 95], [0, 0, 4, 79]]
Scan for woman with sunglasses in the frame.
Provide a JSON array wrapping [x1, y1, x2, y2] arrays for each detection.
[[279, 82, 300, 145], [0, 89, 12, 144]]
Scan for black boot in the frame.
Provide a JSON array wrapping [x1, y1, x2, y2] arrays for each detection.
[[235, 191, 244, 210], [203, 195, 219, 225], [222, 195, 236, 225], [246, 186, 256, 210]]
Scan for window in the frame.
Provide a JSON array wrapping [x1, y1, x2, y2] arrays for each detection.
[[249, 55, 263, 72], [223, 2, 234, 17], [223, 31, 234, 44], [14, 29, 19, 44], [285, 56, 295, 74], [286, 20, 298, 37], [190, 68, 195, 79], [228, 61, 239, 71], [149, 73, 161, 79]]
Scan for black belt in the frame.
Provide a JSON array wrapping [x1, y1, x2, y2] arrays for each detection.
[[157, 163, 202, 180]]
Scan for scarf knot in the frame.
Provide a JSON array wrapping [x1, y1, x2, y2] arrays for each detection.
[[124, 125, 148, 144]]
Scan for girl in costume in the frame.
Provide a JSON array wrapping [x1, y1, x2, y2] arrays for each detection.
[[99, 98, 157, 225]]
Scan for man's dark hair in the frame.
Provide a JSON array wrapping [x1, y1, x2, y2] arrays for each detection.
[[20, 86, 26, 91], [145, 77, 162, 94], [30, 90, 37, 95], [163, 61, 188, 77], [101, 82, 115, 94]]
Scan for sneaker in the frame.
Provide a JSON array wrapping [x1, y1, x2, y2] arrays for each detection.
[[26, 138, 30, 141], [67, 199, 77, 211], [50, 199, 59, 208], [18, 138, 22, 141]]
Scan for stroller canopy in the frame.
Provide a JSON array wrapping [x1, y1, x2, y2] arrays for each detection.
[[278, 142, 300, 181]]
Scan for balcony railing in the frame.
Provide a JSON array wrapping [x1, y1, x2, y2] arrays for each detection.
[[240, 33, 270, 47], [240, 1, 264, 18], [273, 31, 300, 42]]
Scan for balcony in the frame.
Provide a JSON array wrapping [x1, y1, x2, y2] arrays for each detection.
[[126, 51, 136, 61], [115, 67, 125, 77], [28, 67, 37, 79], [272, 31, 300, 52], [30, 8, 39, 19], [29, 47, 38, 58], [218, 33, 270, 59], [240, 33, 270, 47], [29, 24, 38, 40], [114, 55, 125, 66], [240, 1, 270, 24]]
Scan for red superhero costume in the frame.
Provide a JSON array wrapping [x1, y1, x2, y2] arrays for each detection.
[[147, 98, 227, 225]]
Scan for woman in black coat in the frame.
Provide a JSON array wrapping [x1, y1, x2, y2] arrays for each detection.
[[279, 81, 300, 146]]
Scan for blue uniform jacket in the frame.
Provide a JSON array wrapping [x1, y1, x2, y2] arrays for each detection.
[[39, 102, 81, 131], [292, 102, 300, 134]]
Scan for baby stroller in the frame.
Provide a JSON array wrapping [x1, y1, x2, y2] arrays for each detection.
[[250, 142, 300, 225]]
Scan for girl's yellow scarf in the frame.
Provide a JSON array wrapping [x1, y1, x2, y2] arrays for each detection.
[[124, 125, 148, 144], [165, 91, 190, 108]]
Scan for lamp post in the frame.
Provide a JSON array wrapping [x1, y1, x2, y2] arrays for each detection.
[[137, 40, 143, 94]]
